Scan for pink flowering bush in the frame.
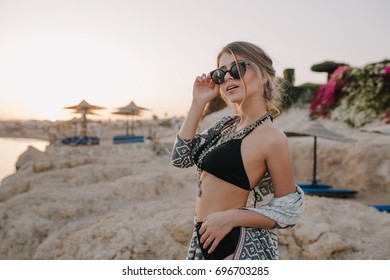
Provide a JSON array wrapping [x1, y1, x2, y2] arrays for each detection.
[[310, 61, 390, 127], [381, 66, 390, 124], [310, 65, 349, 117], [383, 111, 390, 124], [383, 66, 390, 82], [309, 82, 338, 117]]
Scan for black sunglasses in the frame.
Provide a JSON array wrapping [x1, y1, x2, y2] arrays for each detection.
[[209, 61, 250, 85]]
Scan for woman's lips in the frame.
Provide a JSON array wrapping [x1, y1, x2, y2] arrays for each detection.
[[226, 84, 239, 93]]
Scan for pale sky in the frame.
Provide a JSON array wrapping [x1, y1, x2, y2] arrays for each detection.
[[0, 0, 389, 121]]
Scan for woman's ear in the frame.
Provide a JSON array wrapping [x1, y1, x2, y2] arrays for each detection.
[[262, 76, 268, 85]]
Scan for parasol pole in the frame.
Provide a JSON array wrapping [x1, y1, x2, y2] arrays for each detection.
[[312, 136, 318, 187], [131, 114, 135, 136], [126, 115, 129, 136], [82, 111, 87, 138]]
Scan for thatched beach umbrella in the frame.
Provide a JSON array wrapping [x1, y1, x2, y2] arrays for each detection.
[[360, 125, 390, 135], [64, 100, 105, 137], [285, 121, 356, 188], [112, 101, 149, 135]]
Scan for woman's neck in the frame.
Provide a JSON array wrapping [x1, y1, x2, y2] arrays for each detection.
[[236, 98, 268, 128]]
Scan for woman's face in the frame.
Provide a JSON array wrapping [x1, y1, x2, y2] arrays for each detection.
[[217, 52, 264, 105]]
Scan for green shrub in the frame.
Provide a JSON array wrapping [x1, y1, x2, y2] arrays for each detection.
[[283, 68, 295, 84], [311, 61, 349, 80], [293, 83, 319, 104]]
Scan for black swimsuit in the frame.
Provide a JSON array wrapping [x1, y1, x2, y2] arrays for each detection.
[[203, 137, 251, 190], [196, 132, 252, 259], [201, 113, 271, 191], [195, 222, 240, 260], [196, 113, 271, 259]]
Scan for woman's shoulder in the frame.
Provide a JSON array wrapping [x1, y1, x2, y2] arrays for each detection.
[[252, 122, 288, 146]]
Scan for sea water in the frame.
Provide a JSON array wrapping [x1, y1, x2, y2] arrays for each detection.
[[0, 137, 48, 183]]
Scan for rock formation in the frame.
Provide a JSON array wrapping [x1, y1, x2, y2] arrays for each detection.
[[1, 108, 389, 259]]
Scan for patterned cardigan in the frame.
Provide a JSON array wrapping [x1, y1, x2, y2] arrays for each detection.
[[171, 115, 304, 260]]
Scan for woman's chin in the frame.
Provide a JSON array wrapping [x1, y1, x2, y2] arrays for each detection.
[[226, 95, 244, 105]]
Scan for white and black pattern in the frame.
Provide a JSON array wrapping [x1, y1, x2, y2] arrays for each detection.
[[243, 186, 305, 229], [247, 172, 274, 208], [234, 227, 278, 260], [171, 137, 195, 168], [186, 227, 205, 260]]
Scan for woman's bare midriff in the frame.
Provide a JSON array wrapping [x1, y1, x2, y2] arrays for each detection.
[[196, 171, 250, 222]]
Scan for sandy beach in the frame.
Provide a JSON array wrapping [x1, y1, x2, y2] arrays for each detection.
[[0, 107, 389, 260]]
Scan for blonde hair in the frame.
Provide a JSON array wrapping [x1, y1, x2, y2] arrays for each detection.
[[217, 41, 282, 117]]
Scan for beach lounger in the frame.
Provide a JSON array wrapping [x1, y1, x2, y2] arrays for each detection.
[[61, 136, 100, 145], [371, 205, 390, 212], [298, 183, 333, 189], [301, 187, 358, 198], [113, 135, 144, 144]]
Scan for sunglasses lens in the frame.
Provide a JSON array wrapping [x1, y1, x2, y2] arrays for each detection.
[[210, 62, 248, 84], [211, 69, 225, 84], [231, 62, 246, 79]]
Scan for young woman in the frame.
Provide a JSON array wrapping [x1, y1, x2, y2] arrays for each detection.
[[171, 41, 304, 260]]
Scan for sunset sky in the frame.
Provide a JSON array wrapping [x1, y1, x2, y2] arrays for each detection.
[[0, 0, 389, 121]]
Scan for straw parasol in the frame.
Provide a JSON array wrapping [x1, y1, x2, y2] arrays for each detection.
[[360, 125, 390, 135], [64, 100, 105, 137], [285, 121, 356, 187], [112, 101, 149, 135]]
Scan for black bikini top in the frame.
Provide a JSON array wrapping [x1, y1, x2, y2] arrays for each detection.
[[202, 112, 271, 190]]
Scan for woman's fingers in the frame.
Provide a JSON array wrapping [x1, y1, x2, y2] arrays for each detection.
[[195, 73, 214, 83], [199, 229, 207, 243], [199, 223, 211, 244], [200, 234, 220, 254], [198, 222, 220, 253], [199, 211, 234, 254], [200, 233, 215, 249], [196, 74, 205, 82], [207, 238, 220, 254]]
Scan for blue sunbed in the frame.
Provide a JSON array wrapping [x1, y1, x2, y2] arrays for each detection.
[[113, 135, 144, 144], [301, 187, 358, 198], [298, 183, 333, 189], [61, 136, 100, 145], [371, 205, 390, 212]]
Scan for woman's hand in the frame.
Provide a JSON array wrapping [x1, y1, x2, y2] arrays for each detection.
[[198, 210, 233, 254], [177, 73, 218, 140], [192, 73, 220, 105]]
